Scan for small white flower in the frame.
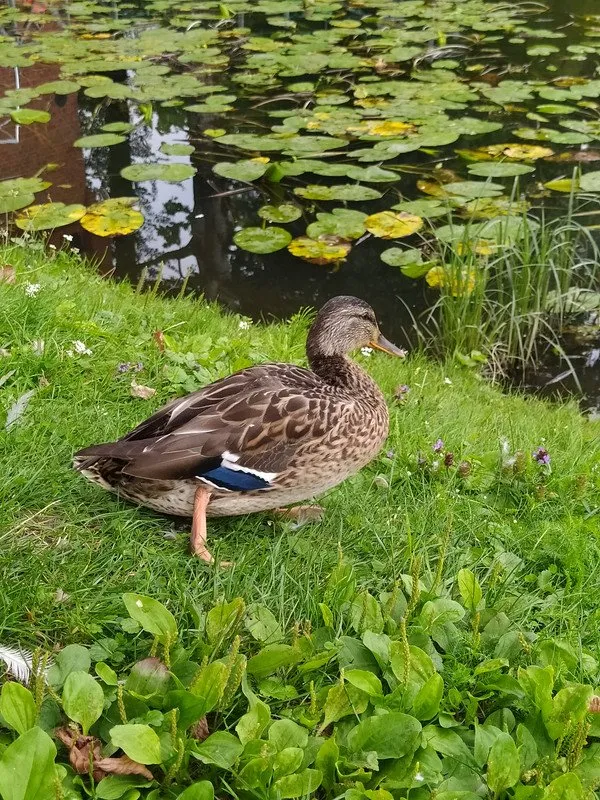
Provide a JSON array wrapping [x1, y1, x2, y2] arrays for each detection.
[[444, 377, 453, 385], [24, 282, 41, 297], [361, 346, 373, 357], [238, 319, 250, 330], [48, 243, 56, 250], [62, 234, 73, 242], [71, 247, 80, 254], [68, 339, 92, 357], [414, 772, 424, 782]]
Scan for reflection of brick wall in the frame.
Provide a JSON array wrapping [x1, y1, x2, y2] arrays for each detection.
[[0, 63, 87, 206]]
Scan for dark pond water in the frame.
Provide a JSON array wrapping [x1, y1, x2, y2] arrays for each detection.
[[1, 0, 600, 408]]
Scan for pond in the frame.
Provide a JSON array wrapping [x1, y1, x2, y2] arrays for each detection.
[[1, 0, 600, 409]]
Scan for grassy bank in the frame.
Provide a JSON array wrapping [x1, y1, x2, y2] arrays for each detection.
[[1, 237, 599, 653]]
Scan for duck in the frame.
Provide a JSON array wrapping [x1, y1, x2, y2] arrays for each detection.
[[73, 295, 405, 564]]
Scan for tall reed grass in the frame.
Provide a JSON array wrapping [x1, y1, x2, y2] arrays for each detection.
[[416, 196, 600, 375]]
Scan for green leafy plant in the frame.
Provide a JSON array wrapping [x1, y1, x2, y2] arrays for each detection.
[[1, 557, 599, 799]]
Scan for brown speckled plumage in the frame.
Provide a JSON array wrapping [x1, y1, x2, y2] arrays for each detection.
[[74, 296, 404, 523]]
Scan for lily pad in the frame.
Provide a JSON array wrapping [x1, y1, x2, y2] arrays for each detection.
[[258, 204, 302, 223], [306, 209, 367, 240], [391, 199, 449, 219], [102, 122, 136, 133], [380, 247, 431, 276], [15, 202, 86, 231], [213, 160, 269, 182], [36, 80, 81, 95], [0, 177, 50, 214], [467, 163, 534, 177], [288, 236, 351, 265], [444, 181, 505, 199], [579, 171, 600, 192], [365, 211, 423, 239], [11, 109, 51, 124], [293, 184, 382, 201], [74, 133, 126, 148], [121, 163, 197, 183], [233, 227, 292, 254], [160, 143, 195, 156], [545, 178, 579, 192], [80, 197, 144, 237]]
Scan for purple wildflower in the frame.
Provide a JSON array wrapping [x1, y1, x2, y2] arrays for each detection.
[[386, 449, 395, 459], [533, 446, 550, 466], [395, 384, 410, 400], [117, 362, 131, 373], [134, 362, 144, 372], [433, 438, 444, 453]]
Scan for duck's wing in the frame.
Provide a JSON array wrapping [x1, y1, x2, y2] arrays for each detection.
[[75, 364, 337, 491]]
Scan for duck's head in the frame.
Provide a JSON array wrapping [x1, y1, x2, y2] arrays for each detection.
[[307, 295, 406, 360]]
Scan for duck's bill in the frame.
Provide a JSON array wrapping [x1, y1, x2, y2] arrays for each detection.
[[369, 334, 407, 358]]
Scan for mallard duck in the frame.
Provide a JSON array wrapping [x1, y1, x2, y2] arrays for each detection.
[[74, 296, 405, 563]]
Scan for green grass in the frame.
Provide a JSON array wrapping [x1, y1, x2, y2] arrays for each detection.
[[1, 237, 600, 653]]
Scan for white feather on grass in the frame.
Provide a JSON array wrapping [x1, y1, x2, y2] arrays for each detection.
[[0, 645, 35, 683]]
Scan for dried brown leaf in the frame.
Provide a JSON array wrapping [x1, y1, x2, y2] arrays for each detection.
[[153, 330, 165, 352], [95, 755, 154, 780], [0, 266, 15, 284], [130, 380, 156, 400], [54, 726, 153, 781]]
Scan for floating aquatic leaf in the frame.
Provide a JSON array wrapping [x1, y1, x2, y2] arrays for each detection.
[[233, 227, 292, 254], [365, 211, 423, 239], [203, 128, 226, 138], [80, 198, 144, 237], [74, 133, 126, 148], [213, 160, 269, 182], [345, 165, 398, 182], [579, 171, 600, 192], [0, 177, 50, 214], [36, 80, 80, 95], [306, 209, 367, 240], [288, 236, 351, 265], [121, 163, 196, 183], [160, 143, 195, 156], [380, 248, 432, 277], [462, 196, 530, 220], [493, 144, 554, 161], [294, 185, 382, 201], [392, 199, 449, 219], [102, 122, 136, 133], [10, 109, 51, 124], [258, 204, 302, 223], [15, 203, 86, 231], [527, 44, 560, 56], [467, 163, 534, 177], [444, 181, 505, 199], [544, 178, 579, 193]]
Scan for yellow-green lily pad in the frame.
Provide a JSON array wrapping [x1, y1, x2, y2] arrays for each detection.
[[288, 236, 351, 265], [15, 202, 86, 231], [365, 211, 423, 239], [80, 197, 144, 237], [11, 109, 51, 124]]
